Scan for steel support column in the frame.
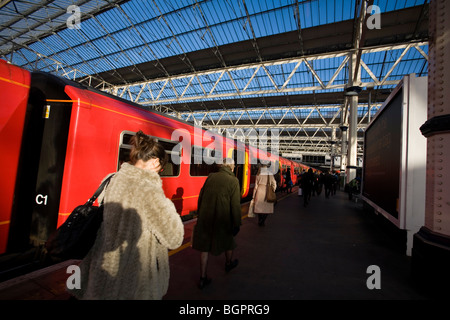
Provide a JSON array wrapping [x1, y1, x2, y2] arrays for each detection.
[[330, 127, 337, 171], [412, 0, 450, 297], [346, 51, 360, 183], [339, 124, 348, 187]]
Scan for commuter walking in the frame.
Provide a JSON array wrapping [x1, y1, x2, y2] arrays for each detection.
[[347, 177, 360, 200], [285, 168, 293, 193], [324, 171, 333, 198], [311, 171, 318, 198], [316, 172, 324, 196], [252, 164, 277, 226], [301, 169, 314, 207], [332, 172, 338, 195], [192, 158, 242, 289], [68, 130, 184, 300]]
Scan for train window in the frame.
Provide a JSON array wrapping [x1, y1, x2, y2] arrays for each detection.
[[121, 133, 134, 145], [190, 145, 220, 176], [118, 131, 132, 169], [117, 131, 180, 177], [118, 146, 131, 169], [158, 139, 180, 177]]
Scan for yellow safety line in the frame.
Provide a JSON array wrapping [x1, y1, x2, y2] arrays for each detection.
[[59, 213, 71, 216], [57, 199, 258, 257], [46, 99, 77, 103], [171, 195, 199, 201], [0, 76, 30, 89], [45, 98, 177, 131], [168, 191, 294, 256], [58, 195, 199, 217], [45, 98, 207, 140], [168, 209, 253, 256], [169, 242, 191, 256]]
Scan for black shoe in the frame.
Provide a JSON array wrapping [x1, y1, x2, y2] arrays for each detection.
[[198, 277, 211, 289], [225, 259, 239, 273]]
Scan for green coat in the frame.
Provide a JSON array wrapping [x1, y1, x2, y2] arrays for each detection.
[[192, 166, 242, 256]]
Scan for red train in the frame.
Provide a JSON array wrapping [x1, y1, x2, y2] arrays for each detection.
[[0, 59, 314, 255]]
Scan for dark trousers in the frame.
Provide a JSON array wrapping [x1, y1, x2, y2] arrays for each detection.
[[325, 186, 332, 198], [303, 187, 311, 206], [258, 213, 268, 226]]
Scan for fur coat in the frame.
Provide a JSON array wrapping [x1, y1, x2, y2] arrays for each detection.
[[253, 172, 277, 214], [192, 166, 242, 256], [69, 162, 184, 300]]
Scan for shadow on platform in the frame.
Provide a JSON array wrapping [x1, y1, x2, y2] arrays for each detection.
[[0, 189, 433, 300]]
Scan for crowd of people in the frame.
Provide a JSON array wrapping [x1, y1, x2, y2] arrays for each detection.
[[298, 169, 340, 207], [67, 129, 355, 299], [67, 130, 245, 298]]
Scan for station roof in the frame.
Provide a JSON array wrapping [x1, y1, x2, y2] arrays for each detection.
[[0, 0, 429, 161]]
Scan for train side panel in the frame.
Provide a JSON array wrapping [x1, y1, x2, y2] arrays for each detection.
[[59, 86, 188, 225], [0, 60, 31, 254], [59, 85, 243, 225]]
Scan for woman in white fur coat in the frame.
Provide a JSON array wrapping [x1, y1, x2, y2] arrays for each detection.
[[69, 131, 184, 300], [252, 164, 277, 227]]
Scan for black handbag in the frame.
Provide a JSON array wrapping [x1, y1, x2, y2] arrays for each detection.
[[45, 174, 114, 260]]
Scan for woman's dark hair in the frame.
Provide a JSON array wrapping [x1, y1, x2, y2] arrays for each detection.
[[129, 130, 168, 168]]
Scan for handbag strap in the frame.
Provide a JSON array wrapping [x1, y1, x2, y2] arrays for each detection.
[[87, 174, 115, 205]]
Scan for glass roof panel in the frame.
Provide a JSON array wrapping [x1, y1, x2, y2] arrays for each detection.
[[0, 0, 429, 155]]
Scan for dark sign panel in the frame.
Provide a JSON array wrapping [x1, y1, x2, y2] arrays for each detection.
[[362, 88, 403, 219]]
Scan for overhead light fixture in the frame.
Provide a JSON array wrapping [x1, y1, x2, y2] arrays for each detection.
[[344, 86, 362, 96]]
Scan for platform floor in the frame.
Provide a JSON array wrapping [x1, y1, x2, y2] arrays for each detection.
[[0, 188, 432, 300]]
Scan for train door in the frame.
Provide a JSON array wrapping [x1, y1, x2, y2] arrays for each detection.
[[7, 73, 72, 252], [247, 153, 259, 200], [229, 147, 248, 198]]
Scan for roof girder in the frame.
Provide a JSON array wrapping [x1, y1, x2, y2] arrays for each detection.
[[108, 41, 427, 106]]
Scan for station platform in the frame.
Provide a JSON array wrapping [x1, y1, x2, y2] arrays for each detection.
[[0, 187, 433, 300]]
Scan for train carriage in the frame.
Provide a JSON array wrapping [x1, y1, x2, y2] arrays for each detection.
[[0, 60, 313, 256]]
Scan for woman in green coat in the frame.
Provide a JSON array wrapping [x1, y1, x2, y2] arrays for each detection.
[[192, 158, 242, 289]]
